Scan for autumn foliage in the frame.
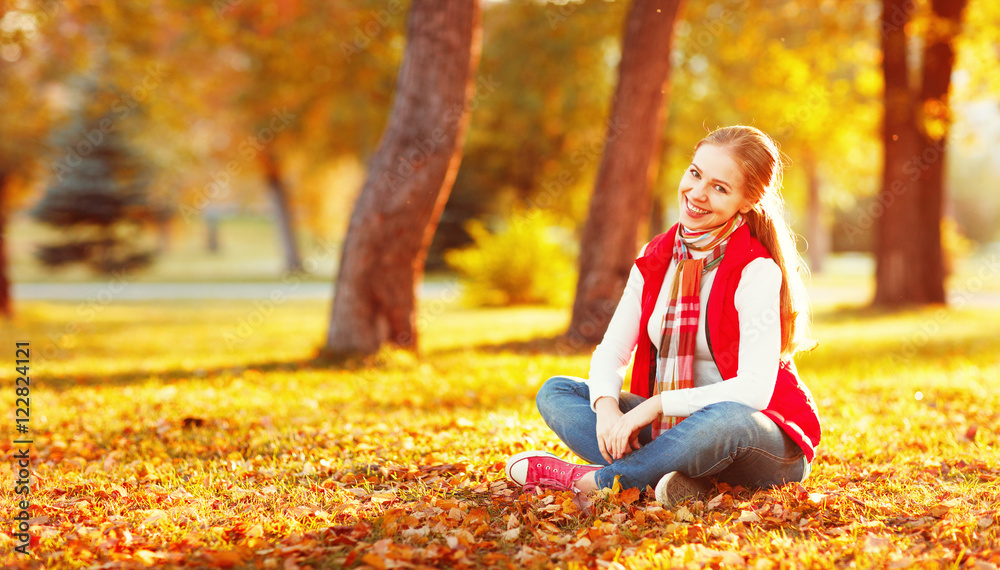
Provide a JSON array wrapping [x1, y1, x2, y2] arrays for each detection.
[[1, 299, 999, 568]]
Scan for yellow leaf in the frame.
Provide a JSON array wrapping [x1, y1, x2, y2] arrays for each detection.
[[611, 475, 622, 495], [134, 550, 160, 566], [862, 534, 891, 553], [247, 523, 264, 537], [141, 510, 167, 526]]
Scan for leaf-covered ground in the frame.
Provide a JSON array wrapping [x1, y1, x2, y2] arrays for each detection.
[[1, 298, 999, 568]]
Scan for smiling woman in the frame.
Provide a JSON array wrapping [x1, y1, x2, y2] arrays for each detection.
[[678, 143, 754, 231], [505, 125, 821, 507]]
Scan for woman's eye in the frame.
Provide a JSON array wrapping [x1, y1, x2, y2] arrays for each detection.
[[715, 185, 728, 194], [689, 169, 699, 178]]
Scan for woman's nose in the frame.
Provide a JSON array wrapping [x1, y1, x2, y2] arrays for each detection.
[[688, 183, 708, 201]]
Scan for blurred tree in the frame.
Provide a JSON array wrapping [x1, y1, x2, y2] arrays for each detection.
[[662, 0, 881, 273], [567, 0, 686, 344], [874, 0, 969, 306], [203, 0, 408, 272], [31, 106, 159, 274], [428, 0, 626, 268], [324, 0, 482, 356], [0, 2, 60, 317]]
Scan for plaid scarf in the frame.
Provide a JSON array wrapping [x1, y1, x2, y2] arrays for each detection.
[[651, 214, 744, 439]]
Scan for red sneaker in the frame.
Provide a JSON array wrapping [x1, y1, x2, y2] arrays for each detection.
[[505, 451, 602, 493]]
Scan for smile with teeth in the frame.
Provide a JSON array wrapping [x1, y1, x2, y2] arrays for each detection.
[[686, 199, 710, 215]]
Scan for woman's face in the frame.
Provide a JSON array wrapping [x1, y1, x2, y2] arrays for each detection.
[[677, 144, 754, 231]]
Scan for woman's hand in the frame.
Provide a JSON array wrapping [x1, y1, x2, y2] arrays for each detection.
[[594, 397, 623, 464], [607, 398, 661, 460]]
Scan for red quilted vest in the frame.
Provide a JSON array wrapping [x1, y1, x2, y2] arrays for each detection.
[[628, 223, 821, 462]]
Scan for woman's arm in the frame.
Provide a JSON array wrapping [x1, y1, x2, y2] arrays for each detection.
[[587, 246, 648, 462], [585, 252, 646, 411], [659, 258, 783, 417]]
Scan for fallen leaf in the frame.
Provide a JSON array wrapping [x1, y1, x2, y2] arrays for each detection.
[[502, 527, 520, 541], [888, 556, 915, 569], [141, 510, 167, 526], [738, 510, 762, 523], [134, 550, 161, 566], [862, 534, 892, 553], [618, 487, 641, 505], [928, 504, 950, 518]]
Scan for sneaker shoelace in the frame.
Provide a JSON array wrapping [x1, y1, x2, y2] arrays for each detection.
[[522, 461, 597, 493]]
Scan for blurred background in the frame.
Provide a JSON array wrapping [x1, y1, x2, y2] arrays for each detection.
[[1, 0, 998, 317]]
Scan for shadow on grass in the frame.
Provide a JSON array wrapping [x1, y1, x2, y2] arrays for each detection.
[[39, 305, 1000, 392], [40, 355, 346, 389], [430, 333, 597, 358]]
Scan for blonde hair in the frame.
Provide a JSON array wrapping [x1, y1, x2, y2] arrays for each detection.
[[695, 125, 814, 358]]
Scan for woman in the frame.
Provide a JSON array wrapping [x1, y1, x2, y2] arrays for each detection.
[[505, 125, 821, 506]]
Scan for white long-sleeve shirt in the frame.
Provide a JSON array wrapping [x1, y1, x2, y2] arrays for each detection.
[[585, 244, 782, 418]]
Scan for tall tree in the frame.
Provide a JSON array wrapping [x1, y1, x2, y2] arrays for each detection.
[[874, 0, 969, 305], [324, 0, 482, 356], [567, 0, 686, 343]]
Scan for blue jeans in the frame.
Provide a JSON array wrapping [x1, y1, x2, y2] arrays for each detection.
[[536, 376, 810, 491]]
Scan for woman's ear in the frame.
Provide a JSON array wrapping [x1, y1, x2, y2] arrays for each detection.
[[739, 201, 754, 215]]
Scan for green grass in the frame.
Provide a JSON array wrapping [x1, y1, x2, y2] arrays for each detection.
[[0, 298, 998, 568]]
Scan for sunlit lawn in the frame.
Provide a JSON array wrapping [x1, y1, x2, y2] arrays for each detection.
[[0, 293, 998, 568]]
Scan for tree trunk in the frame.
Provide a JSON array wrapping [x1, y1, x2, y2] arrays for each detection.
[[803, 149, 828, 273], [325, 0, 481, 356], [567, 0, 685, 343], [874, 0, 967, 306], [915, 0, 968, 299], [649, 193, 665, 240], [261, 147, 303, 273], [874, 0, 926, 306], [0, 173, 11, 318], [206, 210, 221, 253]]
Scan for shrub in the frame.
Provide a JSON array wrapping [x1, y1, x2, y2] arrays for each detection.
[[445, 209, 576, 307]]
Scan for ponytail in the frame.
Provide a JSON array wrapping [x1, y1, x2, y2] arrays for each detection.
[[696, 125, 814, 358]]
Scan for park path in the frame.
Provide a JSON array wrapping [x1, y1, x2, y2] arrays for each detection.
[[12, 280, 461, 301], [11, 280, 1000, 306]]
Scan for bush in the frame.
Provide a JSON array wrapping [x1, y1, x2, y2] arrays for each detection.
[[445, 209, 576, 307]]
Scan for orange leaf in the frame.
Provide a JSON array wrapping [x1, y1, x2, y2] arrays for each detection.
[[361, 553, 386, 570], [618, 487, 641, 505], [203, 551, 243, 568]]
